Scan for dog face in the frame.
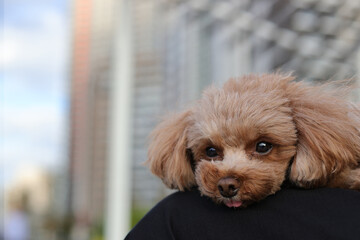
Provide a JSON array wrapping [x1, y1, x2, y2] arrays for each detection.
[[187, 82, 297, 207], [147, 73, 360, 207]]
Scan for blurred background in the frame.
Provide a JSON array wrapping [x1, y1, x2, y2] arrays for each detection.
[[1, 0, 360, 239]]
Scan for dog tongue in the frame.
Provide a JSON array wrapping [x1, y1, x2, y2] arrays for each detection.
[[225, 200, 242, 208]]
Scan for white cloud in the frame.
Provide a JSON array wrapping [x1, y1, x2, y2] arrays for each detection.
[[2, 105, 64, 141], [0, 6, 70, 90], [1, 104, 67, 185]]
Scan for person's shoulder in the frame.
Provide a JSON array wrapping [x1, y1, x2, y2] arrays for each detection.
[[126, 187, 360, 240], [159, 188, 200, 205], [156, 188, 210, 209], [273, 187, 360, 203], [125, 189, 206, 240]]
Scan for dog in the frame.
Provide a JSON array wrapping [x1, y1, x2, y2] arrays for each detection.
[[146, 73, 360, 208]]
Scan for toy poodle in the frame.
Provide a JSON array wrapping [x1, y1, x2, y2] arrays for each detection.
[[147, 73, 360, 208]]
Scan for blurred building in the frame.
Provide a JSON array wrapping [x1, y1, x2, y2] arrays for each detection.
[[0, 187, 3, 237], [68, 0, 116, 237], [3, 167, 55, 240], [68, 0, 360, 237], [157, 0, 360, 82]]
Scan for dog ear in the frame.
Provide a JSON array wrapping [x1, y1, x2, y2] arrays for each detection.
[[288, 82, 360, 187], [146, 110, 195, 191]]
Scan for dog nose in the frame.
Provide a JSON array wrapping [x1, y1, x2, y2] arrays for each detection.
[[217, 177, 239, 198]]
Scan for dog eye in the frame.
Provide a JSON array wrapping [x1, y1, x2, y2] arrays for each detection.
[[255, 142, 273, 154], [206, 147, 218, 158]]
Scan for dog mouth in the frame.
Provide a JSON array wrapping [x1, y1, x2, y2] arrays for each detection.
[[223, 198, 243, 208]]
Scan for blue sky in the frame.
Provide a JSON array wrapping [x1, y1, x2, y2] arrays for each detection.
[[1, 0, 70, 186]]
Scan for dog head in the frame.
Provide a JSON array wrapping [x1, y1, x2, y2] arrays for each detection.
[[147, 73, 360, 207]]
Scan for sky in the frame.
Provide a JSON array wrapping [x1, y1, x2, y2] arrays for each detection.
[[1, 0, 70, 187]]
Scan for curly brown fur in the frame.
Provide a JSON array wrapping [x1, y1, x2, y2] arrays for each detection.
[[146, 73, 360, 207]]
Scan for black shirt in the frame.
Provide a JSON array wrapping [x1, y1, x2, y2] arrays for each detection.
[[125, 188, 360, 240]]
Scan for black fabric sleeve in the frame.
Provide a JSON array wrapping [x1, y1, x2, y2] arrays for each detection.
[[125, 188, 360, 240]]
